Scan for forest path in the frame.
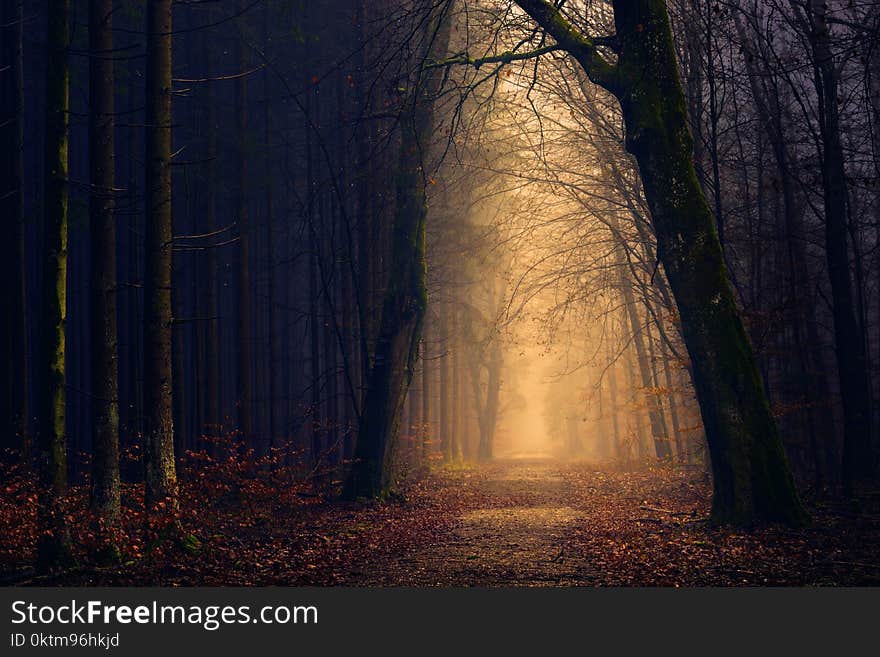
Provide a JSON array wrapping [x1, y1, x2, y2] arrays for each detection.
[[383, 459, 597, 586], [40, 458, 880, 585], [333, 457, 710, 586], [320, 458, 879, 586]]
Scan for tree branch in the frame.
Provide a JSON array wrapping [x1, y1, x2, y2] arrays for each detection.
[[427, 44, 561, 69], [513, 0, 620, 95]]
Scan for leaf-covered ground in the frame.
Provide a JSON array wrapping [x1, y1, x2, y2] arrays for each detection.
[[4, 458, 880, 586]]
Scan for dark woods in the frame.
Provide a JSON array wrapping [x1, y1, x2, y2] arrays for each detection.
[[0, 0, 879, 579]]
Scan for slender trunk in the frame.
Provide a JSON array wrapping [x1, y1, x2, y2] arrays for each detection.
[[450, 305, 461, 460], [305, 79, 323, 465], [144, 0, 178, 514], [323, 232, 339, 464], [808, 0, 874, 492], [263, 6, 277, 452], [355, 0, 375, 381], [659, 332, 683, 461], [0, 0, 28, 462], [37, 0, 74, 570], [439, 308, 451, 460], [625, 339, 649, 460], [482, 342, 502, 460], [621, 274, 671, 459], [309, 235, 322, 465], [88, 0, 121, 545], [606, 339, 621, 461], [421, 334, 430, 460], [703, 0, 725, 247], [235, 1, 253, 443], [202, 29, 220, 441]]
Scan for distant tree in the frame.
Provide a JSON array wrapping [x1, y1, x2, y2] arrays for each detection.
[[804, 0, 875, 494]]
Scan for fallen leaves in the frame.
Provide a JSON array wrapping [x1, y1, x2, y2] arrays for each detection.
[[1, 456, 878, 586]]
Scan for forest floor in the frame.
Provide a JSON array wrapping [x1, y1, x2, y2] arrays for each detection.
[[6, 457, 880, 586]]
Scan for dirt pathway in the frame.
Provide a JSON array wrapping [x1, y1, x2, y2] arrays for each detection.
[[31, 457, 880, 586], [329, 458, 880, 586], [386, 459, 597, 586]]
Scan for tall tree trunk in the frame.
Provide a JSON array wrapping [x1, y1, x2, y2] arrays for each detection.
[[624, 338, 649, 460], [37, 0, 74, 570], [483, 341, 502, 460], [0, 0, 28, 462], [343, 4, 452, 498], [605, 338, 621, 461], [144, 0, 179, 515], [201, 27, 220, 442], [807, 0, 874, 493], [88, 0, 121, 552], [621, 267, 671, 459], [262, 4, 278, 453], [439, 307, 451, 460], [702, 0, 725, 249], [450, 304, 461, 460], [306, 101, 322, 466], [515, 0, 806, 525], [659, 332, 683, 461], [421, 335, 430, 460], [235, 0, 253, 444]]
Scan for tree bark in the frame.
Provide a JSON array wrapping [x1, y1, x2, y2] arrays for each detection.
[[37, 0, 74, 570], [200, 25, 220, 442], [0, 0, 28, 463], [235, 0, 253, 443], [88, 0, 121, 548], [262, 3, 278, 453], [144, 0, 179, 514]]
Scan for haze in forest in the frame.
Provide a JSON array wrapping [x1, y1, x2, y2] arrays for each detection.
[[1, 0, 879, 583]]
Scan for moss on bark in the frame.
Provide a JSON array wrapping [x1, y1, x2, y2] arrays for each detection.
[[37, 0, 75, 571]]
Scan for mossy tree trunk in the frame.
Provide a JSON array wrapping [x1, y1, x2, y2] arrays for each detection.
[[515, 0, 807, 525], [37, 0, 74, 570], [343, 3, 452, 498], [88, 0, 121, 557], [144, 0, 179, 516], [0, 0, 29, 464]]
